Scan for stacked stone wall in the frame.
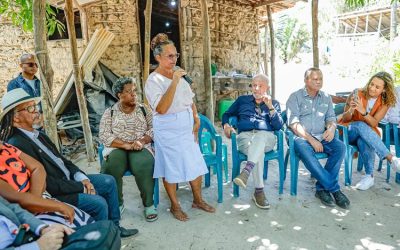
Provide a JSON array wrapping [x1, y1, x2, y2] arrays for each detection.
[[0, 20, 84, 100], [181, 0, 259, 113]]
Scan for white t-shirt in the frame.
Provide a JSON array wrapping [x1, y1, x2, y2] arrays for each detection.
[[145, 71, 195, 115], [367, 97, 377, 112], [24, 78, 36, 90]]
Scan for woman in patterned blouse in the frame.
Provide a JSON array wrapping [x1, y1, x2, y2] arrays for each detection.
[[99, 77, 157, 222]]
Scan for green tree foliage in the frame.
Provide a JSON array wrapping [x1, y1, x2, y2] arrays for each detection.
[[345, 0, 399, 8], [0, 0, 64, 36], [275, 15, 310, 64]]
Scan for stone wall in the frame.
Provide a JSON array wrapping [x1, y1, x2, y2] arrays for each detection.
[[180, 0, 259, 112], [86, 0, 142, 92], [0, 19, 84, 99]]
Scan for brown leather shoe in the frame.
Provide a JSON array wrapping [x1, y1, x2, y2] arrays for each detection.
[[252, 191, 270, 209], [233, 170, 250, 188]]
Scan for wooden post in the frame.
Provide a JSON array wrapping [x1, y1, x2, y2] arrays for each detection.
[[311, 0, 319, 68], [390, 0, 398, 41], [267, 5, 275, 99], [353, 16, 359, 34], [73, 0, 89, 45], [32, 0, 58, 146], [365, 14, 369, 33], [33, 0, 54, 92], [64, 0, 95, 162], [200, 0, 214, 122], [378, 12, 383, 36], [264, 21, 269, 76], [143, 0, 152, 87]]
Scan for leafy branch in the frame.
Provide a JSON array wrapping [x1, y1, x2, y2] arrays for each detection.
[[0, 0, 65, 36]]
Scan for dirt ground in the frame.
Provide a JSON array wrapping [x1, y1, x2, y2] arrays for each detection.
[[75, 128, 400, 250]]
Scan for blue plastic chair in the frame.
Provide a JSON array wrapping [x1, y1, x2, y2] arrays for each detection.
[[229, 117, 285, 197], [377, 122, 399, 176], [200, 131, 229, 182], [198, 114, 224, 203], [97, 144, 159, 207]]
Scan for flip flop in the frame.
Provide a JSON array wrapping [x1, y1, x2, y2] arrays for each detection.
[[144, 205, 158, 222], [170, 207, 189, 221], [192, 201, 216, 213]]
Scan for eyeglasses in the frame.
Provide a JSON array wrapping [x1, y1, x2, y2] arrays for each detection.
[[122, 89, 136, 95], [22, 62, 38, 68], [16, 104, 40, 113], [162, 53, 180, 60]]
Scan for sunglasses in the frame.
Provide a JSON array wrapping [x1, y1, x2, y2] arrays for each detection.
[[22, 62, 38, 68], [16, 104, 40, 113]]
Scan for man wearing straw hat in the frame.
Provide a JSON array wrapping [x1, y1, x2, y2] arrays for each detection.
[[0, 88, 138, 238]]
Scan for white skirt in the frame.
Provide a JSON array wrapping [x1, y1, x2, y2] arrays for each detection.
[[153, 108, 208, 183]]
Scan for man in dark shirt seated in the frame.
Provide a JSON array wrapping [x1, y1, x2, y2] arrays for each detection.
[[222, 74, 284, 209]]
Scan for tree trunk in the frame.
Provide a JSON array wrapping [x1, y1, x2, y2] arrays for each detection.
[[390, 0, 398, 41], [64, 0, 95, 162], [312, 0, 319, 68], [32, 0, 54, 91], [267, 5, 275, 99], [143, 0, 152, 93], [32, 0, 58, 147], [200, 0, 214, 122]]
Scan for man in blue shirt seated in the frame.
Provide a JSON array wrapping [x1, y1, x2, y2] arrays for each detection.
[[222, 73, 284, 209], [286, 68, 350, 209], [0, 196, 72, 250]]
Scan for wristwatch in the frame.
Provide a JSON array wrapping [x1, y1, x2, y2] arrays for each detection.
[[362, 111, 369, 116]]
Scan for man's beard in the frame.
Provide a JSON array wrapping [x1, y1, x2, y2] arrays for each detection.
[[32, 122, 42, 130]]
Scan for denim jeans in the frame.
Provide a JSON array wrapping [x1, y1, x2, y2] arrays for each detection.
[[77, 174, 121, 226], [348, 121, 390, 175], [294, 137, 345, 192]]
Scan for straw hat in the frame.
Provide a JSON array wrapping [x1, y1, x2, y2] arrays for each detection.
[[0, 88, 41, 121]]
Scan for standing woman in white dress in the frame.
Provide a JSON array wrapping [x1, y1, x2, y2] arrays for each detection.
[[145, 33, 215, 221]]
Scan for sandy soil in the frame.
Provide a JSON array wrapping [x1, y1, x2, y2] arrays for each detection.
[[74, 130, 400, 250]]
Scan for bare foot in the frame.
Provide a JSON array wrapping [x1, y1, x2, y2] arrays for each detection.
[[170, 207, 189, 221], [192, 200, 216, 213]]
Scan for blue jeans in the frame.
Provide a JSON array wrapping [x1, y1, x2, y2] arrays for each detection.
[[348, 121, 390, 175], [77, 174, 121, 226], [294, 137, 345, 192]]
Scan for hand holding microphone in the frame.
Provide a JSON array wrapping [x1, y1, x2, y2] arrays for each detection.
[[173, 66, 193, 85]]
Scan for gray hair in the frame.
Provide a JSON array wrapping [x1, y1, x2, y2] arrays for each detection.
[[252, 73, 269, 85], [304, 67, 322, 80], [153, 40, 174, 57], [20, 53, 35, 63], [112, 77, 135, 97]]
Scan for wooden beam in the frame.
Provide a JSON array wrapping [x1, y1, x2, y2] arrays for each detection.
[[200, 0, 214, 122], [365, 14, 369, 32], [33, 0, 58, 147], [143, 0, 152, 92], [255, 0, 285, 8], [264, 21, 269, 76], [267, 5, 275, 99], [73, 0, 89, 45], [378, 12, 383, 35], [354, 16, 359, 33], [64, 0, 95, 162], [311, 0, 319, 68]]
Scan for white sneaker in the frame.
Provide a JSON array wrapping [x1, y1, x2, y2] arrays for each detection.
[[391, 156, 400, 172], [355, 175, 374, 190]]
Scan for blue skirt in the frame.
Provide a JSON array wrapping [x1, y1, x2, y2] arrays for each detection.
[[153, 109, 208, 183]]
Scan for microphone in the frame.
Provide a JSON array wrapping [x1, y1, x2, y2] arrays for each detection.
[[174, 66, 193, 85]]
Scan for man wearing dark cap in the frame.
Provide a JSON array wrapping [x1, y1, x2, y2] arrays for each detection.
[[7, 53, 41, 98]]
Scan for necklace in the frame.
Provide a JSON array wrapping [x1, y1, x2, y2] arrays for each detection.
[[119, 103, 134, 113]]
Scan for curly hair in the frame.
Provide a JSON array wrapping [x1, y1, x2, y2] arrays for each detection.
[[362, 71, 397, 107], [112, 77, 135, 98], [150, 33, 174, 57]]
